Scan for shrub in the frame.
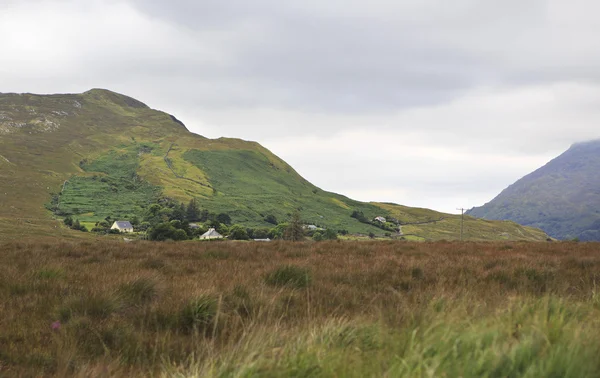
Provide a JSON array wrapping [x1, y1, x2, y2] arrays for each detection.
[[265, 266, 312, 289], [312, 232, 323, 241], [322, 229, 338, 240], [179, 296, 218, 332]]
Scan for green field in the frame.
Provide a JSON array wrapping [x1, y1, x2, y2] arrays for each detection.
[[182, 149, 387, 232], [58, 146, 161, 223]]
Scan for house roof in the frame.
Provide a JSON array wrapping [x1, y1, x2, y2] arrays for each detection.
[[200, 228, 223, 238], [114, 221, 133, 229]]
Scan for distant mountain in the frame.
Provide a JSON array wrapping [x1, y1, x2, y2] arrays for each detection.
[[468, 140, 600, 241], [0, 89, 548, 241]]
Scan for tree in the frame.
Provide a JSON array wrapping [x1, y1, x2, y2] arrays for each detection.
[[186, 198, 200, 222], [229, 225, 249, 240], [323, 229, 338, 240], [149, 223, 179, 241], [284, 211, 304, 241], [216, 213, 232, 225], [63, 216, 73, 227], [173, 229, 189, 241], [264, 214, 278, 225], [253, 228, 270, 239], [172, 203, 187, 222], [351, 210, 368, 223]]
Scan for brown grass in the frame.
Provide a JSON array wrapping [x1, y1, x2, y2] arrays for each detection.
[[0, 239, 599, 376]]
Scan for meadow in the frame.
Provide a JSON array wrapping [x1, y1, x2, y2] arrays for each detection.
[[1, 239, 600, 377]]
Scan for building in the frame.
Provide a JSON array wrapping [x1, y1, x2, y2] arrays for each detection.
[[111, 221, 134, 233], [253, 238, 271, 242], [199, 228, 224, 240], [374, 216, 387, 223], [189, 223, 200, 229]]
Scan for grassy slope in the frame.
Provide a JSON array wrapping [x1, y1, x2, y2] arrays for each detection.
[[0, 89, 546, 240], [377, 203, 549, 241], [1, 240, 600, 376]]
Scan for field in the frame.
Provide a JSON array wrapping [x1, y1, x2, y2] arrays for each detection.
[[1, 240, 600, 377]]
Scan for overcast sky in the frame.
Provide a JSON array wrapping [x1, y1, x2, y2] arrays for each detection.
[[3, 0, 600, 213]]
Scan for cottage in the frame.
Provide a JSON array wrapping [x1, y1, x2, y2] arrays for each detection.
[[374, 216, 387, 223], [305, 225, 318, 231], [199, 228, 223, 240], [111, 221, 134, 233], [189, 223, 200, 229], [253, 238, 271, 242]]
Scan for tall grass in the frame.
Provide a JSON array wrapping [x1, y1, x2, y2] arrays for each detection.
[[1, 239, 600, 376]]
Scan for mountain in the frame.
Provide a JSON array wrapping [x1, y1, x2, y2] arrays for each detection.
[[468, 140, 600, 241], [0, 89, 548, 241]]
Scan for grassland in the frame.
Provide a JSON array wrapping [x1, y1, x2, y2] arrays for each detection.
[[0, 89, 549, 240], [1, 239, 600, 377]]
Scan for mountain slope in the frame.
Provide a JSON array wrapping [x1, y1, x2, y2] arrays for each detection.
[[467, 140, 600, 241], [0, 89, 548, 241]]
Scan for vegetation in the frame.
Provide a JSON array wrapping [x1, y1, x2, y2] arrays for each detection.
[[468, 140, 600, 240], [1, 239, 600, 376], [0, 89, 548, 242]]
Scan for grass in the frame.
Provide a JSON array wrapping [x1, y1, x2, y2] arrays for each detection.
[[1, 239, 600, 376], [1, 89, 548, 241], [182, 148, 388, 233], [58, 146, 161, 223]]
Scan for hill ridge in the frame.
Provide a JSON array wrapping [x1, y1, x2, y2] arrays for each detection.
[[467, 140, 600, 240]]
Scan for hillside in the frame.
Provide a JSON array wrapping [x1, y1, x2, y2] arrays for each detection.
[[468, 140, 600, 241], [0, 89, 547, 241]]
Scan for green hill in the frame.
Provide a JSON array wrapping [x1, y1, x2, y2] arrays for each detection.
[[0, 89, 548, 241], [467, 140, 600, 241]]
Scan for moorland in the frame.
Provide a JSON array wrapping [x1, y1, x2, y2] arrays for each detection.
[[1, 239, 600, 377]]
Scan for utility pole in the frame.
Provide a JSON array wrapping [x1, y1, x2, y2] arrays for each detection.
[[457, 208, 466, 241]]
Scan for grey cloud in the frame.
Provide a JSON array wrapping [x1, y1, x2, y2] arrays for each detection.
[[3, 0, 600, 212]]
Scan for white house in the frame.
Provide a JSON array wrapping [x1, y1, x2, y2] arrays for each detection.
[[199, 228, 224, 240], [374, 216, 387, 223], [111, 221, 134, 233]]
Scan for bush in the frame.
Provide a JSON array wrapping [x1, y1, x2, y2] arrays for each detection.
[[323, 229, 338, 240], [229, 225, 249, 240], [265, 266, 312, 289], [179, 296, 218, 333], [149, 223, 188, 241]]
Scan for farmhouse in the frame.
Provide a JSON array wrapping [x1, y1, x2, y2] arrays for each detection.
[[111, 221, 134, 233], [374, 216, 386, 223], [199, 228, 223, 240]]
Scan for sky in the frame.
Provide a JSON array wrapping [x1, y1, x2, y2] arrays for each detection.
[[2, 0, 600, 213]]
